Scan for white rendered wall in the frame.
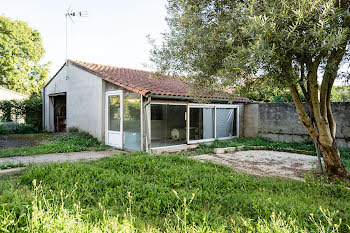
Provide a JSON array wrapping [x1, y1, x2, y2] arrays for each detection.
[[44, 64, 104, 140], [0, 87, 27, 101]]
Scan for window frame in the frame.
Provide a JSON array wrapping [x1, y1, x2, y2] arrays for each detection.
[[187, 103, 240, 144], [150, 102, 188, 149]]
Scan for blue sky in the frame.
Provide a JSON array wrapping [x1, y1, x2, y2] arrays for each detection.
[[1, 0, 168, 75]]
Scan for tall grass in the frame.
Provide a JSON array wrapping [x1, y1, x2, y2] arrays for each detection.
[[0, 153, 348, 232], [0, 179, 347, 232]]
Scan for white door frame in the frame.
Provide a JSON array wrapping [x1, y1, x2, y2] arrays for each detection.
[[105, 90, 123, 148]]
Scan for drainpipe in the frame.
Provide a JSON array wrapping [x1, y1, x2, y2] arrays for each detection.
[[42, 86, 45, 132], [144, 95, 151, 153]]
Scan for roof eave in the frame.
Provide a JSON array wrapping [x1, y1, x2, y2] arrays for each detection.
[[148, 94, 251, 103]]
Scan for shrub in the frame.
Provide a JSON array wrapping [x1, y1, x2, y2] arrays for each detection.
[[67, 127, 80, 134], [14, 124, 40, 134], [0, 100, 23, 122], [23, 94, 42, 130], [0, 94, 42, 131], [0, 123, 39, 135]]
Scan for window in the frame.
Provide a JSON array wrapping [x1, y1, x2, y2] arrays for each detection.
[[188, 104, 239, 143], [216, 108, 234, 138], [189, 107, 214, 141], [151, 104, 163, 120], [108, 95, 120, 131], [215, 106, 239, 138], [123, 93, 141, 151], [151, 104, 187, 148]]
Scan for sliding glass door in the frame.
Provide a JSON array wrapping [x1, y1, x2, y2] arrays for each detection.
[[150, 104, 187, 148], [188, 106, 215, 143], [187, 104, 239, 144], [216, 107, 239, 139]]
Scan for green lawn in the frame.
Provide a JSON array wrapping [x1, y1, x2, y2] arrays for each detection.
[[1, 133, 349, 171], [0, 153, 349, 232], [0, 132, 109, 158]]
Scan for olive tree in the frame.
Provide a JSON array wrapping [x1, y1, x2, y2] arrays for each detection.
[[150, 0, 350, 178]]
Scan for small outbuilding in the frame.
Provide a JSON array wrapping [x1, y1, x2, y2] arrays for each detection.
[[0, 86, 27, 101], [43, 60, 250, 152]]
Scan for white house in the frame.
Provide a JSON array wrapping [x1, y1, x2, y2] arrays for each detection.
[[43, 60, 251, 152], [0, 87, 27, 101]]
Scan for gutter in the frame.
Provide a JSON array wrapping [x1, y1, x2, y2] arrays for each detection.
[[144, 96, 152, 152], [148, 94, 251, 103]]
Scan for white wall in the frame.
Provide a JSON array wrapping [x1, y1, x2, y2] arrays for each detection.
[[0, 87, 27, 101], [44, 64, 104, 140]]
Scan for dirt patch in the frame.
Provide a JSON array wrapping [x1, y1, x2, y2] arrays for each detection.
[[192, 150, 322, 181], [0, 134, 56, 149]]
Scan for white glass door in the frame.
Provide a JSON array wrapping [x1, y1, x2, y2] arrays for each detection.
[[105, 91, 123, 148]]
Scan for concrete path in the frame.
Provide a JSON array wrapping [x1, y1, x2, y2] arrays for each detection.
[[0, 150, 119, 167], [192, 150, 322, 181]]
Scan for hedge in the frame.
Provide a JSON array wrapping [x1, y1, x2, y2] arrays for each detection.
[[0, 94, 42, 130]]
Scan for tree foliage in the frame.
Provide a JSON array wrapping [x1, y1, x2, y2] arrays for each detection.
[[0, 16, 49, 95], [331, 86, 350, 102], [233, 78, 301, 102], [151, 0, 350, 178], [0, 100, 22, 122]]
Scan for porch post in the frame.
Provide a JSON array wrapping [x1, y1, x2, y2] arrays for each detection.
[[144, 97, 152, 153]]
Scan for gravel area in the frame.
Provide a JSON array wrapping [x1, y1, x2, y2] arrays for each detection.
[[192, 150, 323, 181]]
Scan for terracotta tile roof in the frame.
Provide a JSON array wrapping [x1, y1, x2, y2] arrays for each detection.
[[67, 60, 249, 101]]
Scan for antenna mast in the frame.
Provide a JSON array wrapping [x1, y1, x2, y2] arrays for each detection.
[[65, 6, 88, 62]]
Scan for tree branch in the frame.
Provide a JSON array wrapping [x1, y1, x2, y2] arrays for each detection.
[[298, 61, 315, 120], [322, 41, 347, 137], [289, 85, 319, 142], [307, 62, 334, 145]]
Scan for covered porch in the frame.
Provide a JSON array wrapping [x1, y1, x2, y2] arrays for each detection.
[[144, 99, 240, 152], [104, 91, 242, 152]]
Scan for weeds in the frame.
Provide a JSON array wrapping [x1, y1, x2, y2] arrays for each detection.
[[0, 162, 25, 170], [7, 153, 349, 232], [0, 175, 347, 232]]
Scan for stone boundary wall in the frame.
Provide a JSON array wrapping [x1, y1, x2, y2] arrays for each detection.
[[244, 102, 350, 148]]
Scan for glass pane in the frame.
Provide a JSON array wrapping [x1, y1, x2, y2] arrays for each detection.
[[203, 108, 214, 139], [216, 108, 234, 138], [123, 93, 141, 151], [189, 108, 214, 141], [108, 95, 120, 131], [151, 104, 187, 148]]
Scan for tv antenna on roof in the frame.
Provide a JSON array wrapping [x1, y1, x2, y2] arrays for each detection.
[[65, 4, 88, 62]]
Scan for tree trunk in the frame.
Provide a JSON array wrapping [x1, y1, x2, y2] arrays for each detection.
[[318, 141, 350, 179], [289, 85, 350, 179]]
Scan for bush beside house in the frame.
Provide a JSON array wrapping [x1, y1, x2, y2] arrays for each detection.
[[0, 94, 42, 134]]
